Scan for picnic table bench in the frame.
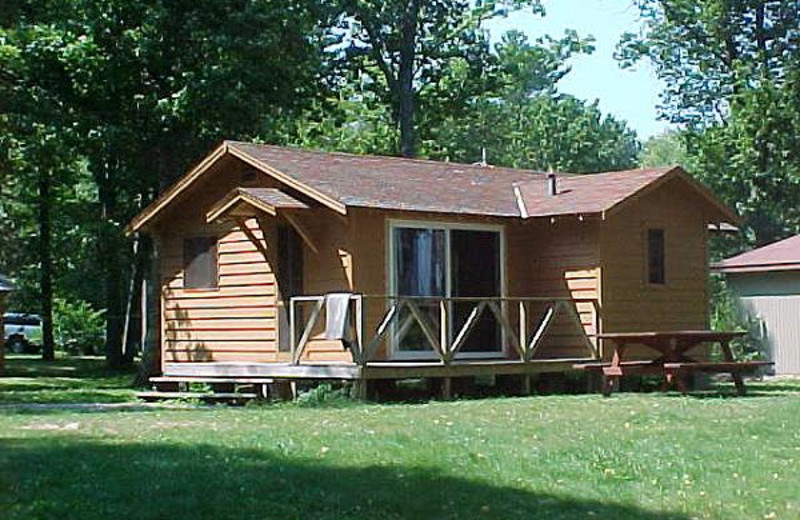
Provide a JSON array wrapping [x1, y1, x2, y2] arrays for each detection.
[[574, 331, 772, 396]]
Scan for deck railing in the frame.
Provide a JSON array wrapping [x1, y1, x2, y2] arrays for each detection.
[[289, 295, 599, 366]]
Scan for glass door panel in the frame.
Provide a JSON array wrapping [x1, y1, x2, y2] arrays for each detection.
[[393, 227, 446, 353], [450, 230, 502, 353]]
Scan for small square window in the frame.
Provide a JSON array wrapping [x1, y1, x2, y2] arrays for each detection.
[[647, 228, 665, 285], [183, 236, 218, 289]]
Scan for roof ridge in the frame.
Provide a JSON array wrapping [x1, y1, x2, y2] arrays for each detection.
[[227, 140, 549, 177]]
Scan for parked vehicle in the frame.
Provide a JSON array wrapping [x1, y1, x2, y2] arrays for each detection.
[[3, 313, 43, 354]]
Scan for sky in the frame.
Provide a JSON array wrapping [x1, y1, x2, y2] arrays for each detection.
[[485, 0, 673, 139]]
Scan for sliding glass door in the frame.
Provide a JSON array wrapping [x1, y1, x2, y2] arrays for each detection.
[[390, 222, 503, 358]]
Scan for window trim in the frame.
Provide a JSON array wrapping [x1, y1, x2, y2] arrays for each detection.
[[386, 219, 507, 360], [182, 235, 220, 291]]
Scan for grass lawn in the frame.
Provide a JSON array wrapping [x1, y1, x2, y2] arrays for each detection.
[[0, 354, 137, 404], [1, 367, 799, 520]]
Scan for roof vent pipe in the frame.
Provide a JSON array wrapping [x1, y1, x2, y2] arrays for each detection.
[[547, 171, 558, 196]]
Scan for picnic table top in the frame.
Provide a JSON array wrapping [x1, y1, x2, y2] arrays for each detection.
[[597, 330, 746, 342]]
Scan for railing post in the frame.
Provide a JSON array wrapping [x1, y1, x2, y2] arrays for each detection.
[[355, 294, 364, 366], [289, 297, 296, 362], [519, 301, 527, 362], [439, 299, 449, 364]]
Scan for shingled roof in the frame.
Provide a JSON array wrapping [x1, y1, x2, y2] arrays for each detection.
[[228, 141, 542, 217], [128, 141, 739, 233], [714, 234, 800, 274]]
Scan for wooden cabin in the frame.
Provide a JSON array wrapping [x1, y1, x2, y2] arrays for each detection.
[[128, 142, 739, 394]]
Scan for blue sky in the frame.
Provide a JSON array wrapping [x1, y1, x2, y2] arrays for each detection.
[[485, 0, 673, 139]]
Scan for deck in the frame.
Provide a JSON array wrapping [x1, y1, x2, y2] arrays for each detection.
[[163, 358, 590, 381], [156, 294, 600, 398]]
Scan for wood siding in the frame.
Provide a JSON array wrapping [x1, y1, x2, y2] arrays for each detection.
[[599, 177, 710, 359], [155, 154, 317, 368], [507, 219, 600, 359], [161, 220, 280, 364]]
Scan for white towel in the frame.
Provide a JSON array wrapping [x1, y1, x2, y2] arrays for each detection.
[[324, 293, 352, 341]]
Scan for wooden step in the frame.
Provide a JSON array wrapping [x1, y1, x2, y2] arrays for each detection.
[[663, 361, 773, 371], [137, 391, 258, 402], [150, 376, 275, 384]]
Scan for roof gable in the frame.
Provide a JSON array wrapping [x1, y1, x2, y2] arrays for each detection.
[[206, 187, 309, 223], [515, 166, 740, 224]]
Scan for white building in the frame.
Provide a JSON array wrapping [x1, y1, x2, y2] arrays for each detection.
[[715, 235, 800, 375]]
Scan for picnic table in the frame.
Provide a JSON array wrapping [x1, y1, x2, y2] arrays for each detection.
[[575, 330, 772, 396]]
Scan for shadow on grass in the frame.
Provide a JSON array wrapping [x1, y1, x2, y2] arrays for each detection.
[[2, 355, 134, 379], [0, 438, 691, 520], [0, 355, 137, 405]]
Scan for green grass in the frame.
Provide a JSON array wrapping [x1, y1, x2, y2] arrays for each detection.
[[1, 383, 799, 519], [0, 354, 137, 404]]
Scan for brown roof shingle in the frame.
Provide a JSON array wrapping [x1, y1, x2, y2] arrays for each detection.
[[229, 141, 546, 217], [515, 167, 674, 218], [715, 234, 800, 273]]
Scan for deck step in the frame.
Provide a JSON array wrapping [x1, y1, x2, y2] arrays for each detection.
[[137, 391, 258, 402], [150, 376, 275, 384]]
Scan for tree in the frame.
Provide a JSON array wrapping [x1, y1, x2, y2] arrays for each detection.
[[423, 32, 637, 172], [618, 0, 800, 245], [334, 0, 559, 157], [639, 130, 688, 168], [2, 0, 333, 368]]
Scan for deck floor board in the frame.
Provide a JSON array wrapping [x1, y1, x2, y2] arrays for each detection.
[[162, 358, 594, 380]]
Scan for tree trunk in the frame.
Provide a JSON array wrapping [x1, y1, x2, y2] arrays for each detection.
[[38, 167, 55, 361], [134, 235, 159, 387], [398, 0, 419, 157], [98, 174, 126, 369], [122, 233, 144, 364]]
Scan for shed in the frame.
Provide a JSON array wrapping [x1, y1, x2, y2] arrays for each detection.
[[714, 234, 800, 375], [128, 142, 739, 390], [0, 275, 13, 372]]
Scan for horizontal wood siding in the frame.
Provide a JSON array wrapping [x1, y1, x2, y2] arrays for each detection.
[[161, 217, 279, 364], [507, 219, 600, 359], [599, 177, 710, 359]]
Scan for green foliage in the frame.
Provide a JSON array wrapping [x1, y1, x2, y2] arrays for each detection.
[[294, 382, 355, 407], [53, 298, 105, 355], [426, 93, 640, 172], [618, 0, 800, 247], [331, 0, 594, 156], [1, 0, 642, 366], [708, 277, 765, 362], [268, 86, 399, 156], [638, 130, 688, 168]]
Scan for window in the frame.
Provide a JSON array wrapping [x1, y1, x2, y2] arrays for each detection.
[[647, 228, 665, 285], [183, 236, 218, 289]]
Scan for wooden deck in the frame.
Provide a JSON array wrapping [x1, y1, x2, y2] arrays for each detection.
[[163, 358, 590, 381]]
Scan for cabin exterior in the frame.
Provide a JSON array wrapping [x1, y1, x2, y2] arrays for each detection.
[[128, 142, 738, 391], [715, 234, 800, 375]]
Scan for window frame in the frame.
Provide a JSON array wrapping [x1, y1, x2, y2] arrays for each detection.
[[646, 227, 666, 286], [386, 219, 507, 360], [182, 235, 220, 291]]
